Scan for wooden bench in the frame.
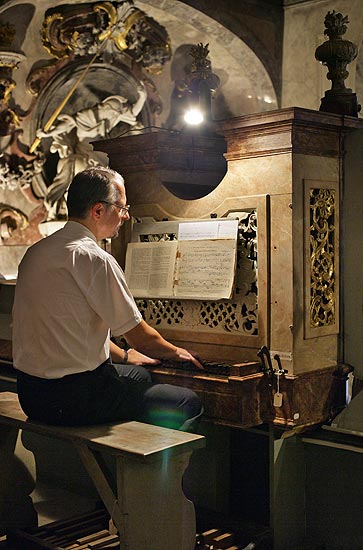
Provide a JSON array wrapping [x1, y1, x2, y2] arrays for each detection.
[[0, 391, 205, 550]]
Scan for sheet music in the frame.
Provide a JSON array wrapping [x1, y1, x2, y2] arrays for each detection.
[[125, 241, 177, 298], [125, 219, 238, 300], [174, 240, 237, 299], [178, 219, 238, 240]]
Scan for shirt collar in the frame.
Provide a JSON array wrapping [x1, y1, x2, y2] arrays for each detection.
[[65, 220, 98, 243]]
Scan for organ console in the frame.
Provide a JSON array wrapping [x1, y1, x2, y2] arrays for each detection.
[[1, 106, 363, 548], [1, 106, 359, 432], [93, 106, 361, 432]]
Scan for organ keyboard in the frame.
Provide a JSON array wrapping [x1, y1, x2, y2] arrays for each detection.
[[148, 359, 268, 429], [158, 359, 260, 378]]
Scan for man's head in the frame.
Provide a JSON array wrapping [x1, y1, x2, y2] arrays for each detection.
[[67, 166, 130, 239]]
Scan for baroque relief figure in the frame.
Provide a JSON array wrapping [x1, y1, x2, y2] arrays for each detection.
[[36, 85, 147, 212], [27, 0, 171, 219], [0, 0, 171, 228]]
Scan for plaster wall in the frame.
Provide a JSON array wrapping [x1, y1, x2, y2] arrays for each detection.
[[136, 0, 278, 122], [343, 129, 363, 379], [282, 0, 363, 112]]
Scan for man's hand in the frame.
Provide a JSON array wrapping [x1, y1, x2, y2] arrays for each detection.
[[110, 339, 159, 366], [127, 348, 160, 366], [173, 347, 205, 370], [124, 320, 205, 370]]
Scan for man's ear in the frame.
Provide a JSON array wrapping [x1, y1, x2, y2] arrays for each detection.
[[91, 202, 104, 220]]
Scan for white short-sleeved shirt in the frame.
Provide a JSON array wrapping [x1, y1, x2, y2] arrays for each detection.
[[12, 221, 142, 379]]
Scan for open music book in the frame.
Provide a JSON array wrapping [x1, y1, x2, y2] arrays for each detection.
[[125, 219, 238, 300]]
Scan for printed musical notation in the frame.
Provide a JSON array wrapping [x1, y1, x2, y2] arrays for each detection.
[[125, 219, 238, 300], [175, 240, 236, 299], [125, 241, 178, 297]]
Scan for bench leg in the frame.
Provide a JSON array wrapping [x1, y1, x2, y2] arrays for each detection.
[[76, 443, 125, 536], [0, 426, 37, 535], [116, 451, 196, 550], [77, 444, 196, 550]]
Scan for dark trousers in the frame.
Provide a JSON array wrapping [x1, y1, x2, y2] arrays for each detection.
[[17, 360, 203, 431]]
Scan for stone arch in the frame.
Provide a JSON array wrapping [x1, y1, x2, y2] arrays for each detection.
[[137, 0, 278, 124]]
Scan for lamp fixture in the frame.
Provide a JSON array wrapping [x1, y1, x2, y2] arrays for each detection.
[[93, 42, 227, 201], [183, 107, 204, 125], [183, 43, 220, 128]]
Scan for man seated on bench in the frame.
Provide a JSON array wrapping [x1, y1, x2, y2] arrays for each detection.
[[12, 166, 204, 431]]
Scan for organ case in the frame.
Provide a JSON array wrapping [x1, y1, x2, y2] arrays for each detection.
[[93, 107, 358, 430]]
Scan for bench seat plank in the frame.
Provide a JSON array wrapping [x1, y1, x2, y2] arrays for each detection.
[[0, 392, 204, 461], [0, 391, 205, 550]]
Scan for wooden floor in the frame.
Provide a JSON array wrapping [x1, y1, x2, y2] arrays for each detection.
[[0, 483, 99, 549], [0, 483, 274, 549], [0, 484, 323, 549]]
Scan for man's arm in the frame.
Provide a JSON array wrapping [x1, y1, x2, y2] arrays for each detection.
[[110, 339, 160, 366], [124, 320, 204, 370]]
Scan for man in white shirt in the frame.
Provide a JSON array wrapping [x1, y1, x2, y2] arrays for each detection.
[[12, 166, 203, 430]]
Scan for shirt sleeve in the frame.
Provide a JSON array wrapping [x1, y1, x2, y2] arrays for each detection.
[[85, 253, 142, 336]]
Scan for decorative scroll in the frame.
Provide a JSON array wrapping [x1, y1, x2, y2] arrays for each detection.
[[40, 1, 171, 73], [136, 210, 258, 336], [309, 188, 336, 327]]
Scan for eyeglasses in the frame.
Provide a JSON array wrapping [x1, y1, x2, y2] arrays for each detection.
[[100, 201, 130, 215]]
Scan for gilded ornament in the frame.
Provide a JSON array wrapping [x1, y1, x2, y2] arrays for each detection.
[[94, 2, 118, 42], [112, 10, 144, 51], [309, 188, 336, 328], [38, 1, 171, 74], [41, 13, 69, 59]]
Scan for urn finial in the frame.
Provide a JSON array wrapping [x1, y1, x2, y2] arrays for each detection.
[[315, 11, 360, 116]]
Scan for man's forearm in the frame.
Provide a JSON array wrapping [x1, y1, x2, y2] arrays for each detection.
[[124, 320, 178, 359], [110, 340, 128, 363], [124, 320, 204, 369]]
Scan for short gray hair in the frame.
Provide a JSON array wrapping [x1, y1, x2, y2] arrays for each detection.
[[67, 166, 123, 219]]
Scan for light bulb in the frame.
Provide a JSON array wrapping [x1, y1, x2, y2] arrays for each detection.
[[183, 108, 204, 125]]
